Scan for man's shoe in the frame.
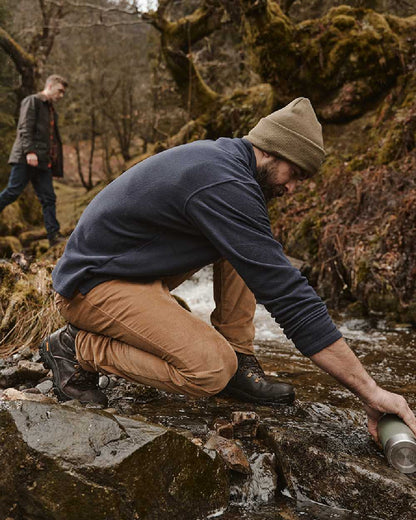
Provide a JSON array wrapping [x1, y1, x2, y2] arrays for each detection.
[[222, 352, 295, 406], [39, 324, 108, 406], [48, 232, 65, 248]]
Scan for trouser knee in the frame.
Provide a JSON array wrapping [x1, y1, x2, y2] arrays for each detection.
[[190, 345, 238, 397], [0, 187, 21, 207]]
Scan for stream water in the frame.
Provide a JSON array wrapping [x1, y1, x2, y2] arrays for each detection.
[[111, 267, 415, 519]]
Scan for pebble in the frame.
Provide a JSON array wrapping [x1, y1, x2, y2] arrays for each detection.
[[32, 352, 41, 363], [36, 380, 54, 394], [99, 375, 111, 389]]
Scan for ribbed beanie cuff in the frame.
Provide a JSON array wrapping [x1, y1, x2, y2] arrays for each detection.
[[244, 98, 325, 175]]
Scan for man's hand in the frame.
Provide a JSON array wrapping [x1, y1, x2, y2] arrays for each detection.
[[310, 338, 416, 443], [363, 386, 416, 443], [26, 152, 38, 167]]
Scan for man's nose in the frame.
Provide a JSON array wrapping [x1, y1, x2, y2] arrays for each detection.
[[285, 179, 298, 193]]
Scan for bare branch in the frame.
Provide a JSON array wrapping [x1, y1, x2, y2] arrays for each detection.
[[44, 0, 143, 16]]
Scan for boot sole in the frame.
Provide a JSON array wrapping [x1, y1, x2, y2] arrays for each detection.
[[39, 338, 72, 402], [221, 386, 295, 407]]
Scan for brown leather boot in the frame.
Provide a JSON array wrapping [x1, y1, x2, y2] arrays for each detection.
[[39, 324, 108, 406]]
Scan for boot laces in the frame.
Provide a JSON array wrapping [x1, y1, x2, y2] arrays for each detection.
[[237, 353, 266, 383]]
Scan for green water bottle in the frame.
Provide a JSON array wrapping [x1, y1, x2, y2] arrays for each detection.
[[378, 414, 416, 474]]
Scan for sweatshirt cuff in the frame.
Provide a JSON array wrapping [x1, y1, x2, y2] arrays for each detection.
[[290, 316, 343, 357]]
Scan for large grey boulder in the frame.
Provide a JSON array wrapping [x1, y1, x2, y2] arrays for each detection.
[[263, 402, 416, 520], [0, 400, 229, 520]]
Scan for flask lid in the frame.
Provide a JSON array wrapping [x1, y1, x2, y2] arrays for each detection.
[[385, 434, 416, 474]]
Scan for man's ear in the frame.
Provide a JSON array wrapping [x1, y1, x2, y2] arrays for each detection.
[[262, 151, 272, 159]]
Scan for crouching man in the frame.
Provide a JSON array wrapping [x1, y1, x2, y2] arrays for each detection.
[[41, 98, 416, 443]]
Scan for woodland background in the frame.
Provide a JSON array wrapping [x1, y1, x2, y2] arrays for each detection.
[[0, 0, 416, 351]]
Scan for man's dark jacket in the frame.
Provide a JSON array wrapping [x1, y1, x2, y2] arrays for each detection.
[[9, 93, 64, 177], [53, 138, 342, 357]]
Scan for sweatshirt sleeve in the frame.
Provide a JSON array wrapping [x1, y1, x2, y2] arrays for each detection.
[[17, 96, 37, 155], [184, 180, 342, 356]]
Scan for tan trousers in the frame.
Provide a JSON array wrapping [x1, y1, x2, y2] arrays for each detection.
[[55, 259, 256, 398]]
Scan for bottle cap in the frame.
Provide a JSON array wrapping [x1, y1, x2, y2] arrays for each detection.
[[385, 433, 416, 474]]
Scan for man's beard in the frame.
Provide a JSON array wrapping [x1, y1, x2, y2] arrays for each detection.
[[256, 165, 288, 203]]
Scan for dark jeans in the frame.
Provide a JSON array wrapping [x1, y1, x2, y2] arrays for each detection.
[[0, 163, 60, 239]]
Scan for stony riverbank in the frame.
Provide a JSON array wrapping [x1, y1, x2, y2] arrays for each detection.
[[1, 324, 415, 520]]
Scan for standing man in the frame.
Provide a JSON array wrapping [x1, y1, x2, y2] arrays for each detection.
[[0, 74, 67, 247], [41, 98, 416, 443]]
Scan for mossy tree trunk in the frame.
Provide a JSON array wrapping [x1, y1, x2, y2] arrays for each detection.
[[0, 0, 67, 102], [144, 0, 223, 119]]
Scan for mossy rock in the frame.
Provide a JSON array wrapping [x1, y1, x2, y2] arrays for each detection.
[[0, 203, 25, 236], [331, 14, 357, 31], [0, 236, 22, 257], [19, 229, 47, 246]]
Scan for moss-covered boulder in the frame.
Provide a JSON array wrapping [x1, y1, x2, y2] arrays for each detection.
[[0, 400, 229, 520], [0, 236, 22, 257]]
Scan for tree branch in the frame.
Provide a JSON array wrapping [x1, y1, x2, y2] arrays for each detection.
[[44, 0, 142, 16], [0, 27, 36, 74], [0, 27, 37, 95]]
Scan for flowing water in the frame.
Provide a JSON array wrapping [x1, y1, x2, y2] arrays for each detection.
[[110, 267, 416, 519]]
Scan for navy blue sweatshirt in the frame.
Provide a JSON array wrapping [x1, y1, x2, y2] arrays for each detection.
[[53, 138, 341, 356]]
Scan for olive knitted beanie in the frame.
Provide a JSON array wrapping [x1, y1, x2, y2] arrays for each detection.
[[244, 97, 325, 176]]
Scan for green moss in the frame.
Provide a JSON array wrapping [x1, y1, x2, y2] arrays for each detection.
[[0, 236, 22, 257], [282, 212, 322, 261], [367, 291, 399, 313], [211, 83, 274, 138], [288, 6, 408, 118], [356, 260, 370, 285], [332, 14, 357, 31]]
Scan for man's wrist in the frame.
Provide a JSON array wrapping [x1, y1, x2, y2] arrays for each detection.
[[348, 375, 378, 402]]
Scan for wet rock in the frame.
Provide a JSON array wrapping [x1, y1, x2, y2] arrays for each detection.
[[0, 360, 48, 388], [205, 434, 251, 474], [264, 402, 416, 520], [0, 400, 229, 520], [213, 418, 234, 439], [230, 453, 278, 507], [231, 411, 260, 439]]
